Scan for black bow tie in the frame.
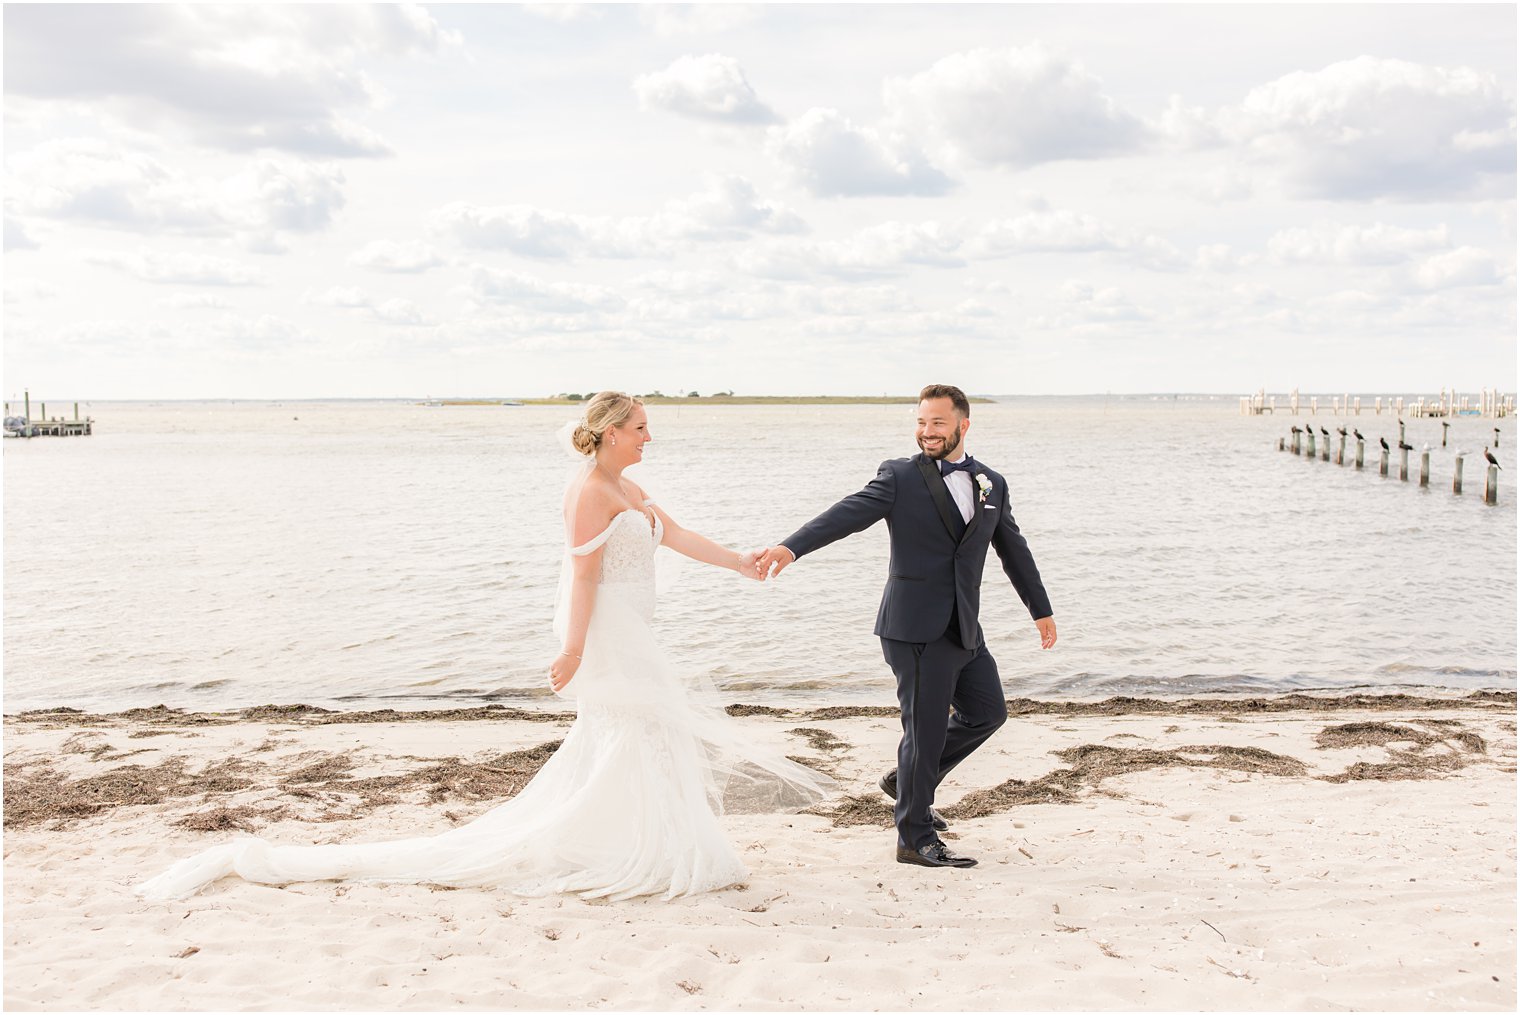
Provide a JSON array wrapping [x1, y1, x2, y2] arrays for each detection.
[[939, 458, 974, 477]]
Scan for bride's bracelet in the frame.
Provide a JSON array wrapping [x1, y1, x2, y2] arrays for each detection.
[[559, 651, 582, 660]]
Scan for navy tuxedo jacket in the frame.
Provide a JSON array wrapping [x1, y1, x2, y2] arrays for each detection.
[[781, 454, 1052, 648]]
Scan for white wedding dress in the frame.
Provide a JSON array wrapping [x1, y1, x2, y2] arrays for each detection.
[[137, 503, 830, 902]]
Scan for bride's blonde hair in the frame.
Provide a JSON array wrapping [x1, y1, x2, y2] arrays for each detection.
[[571, 391, 643, 456]]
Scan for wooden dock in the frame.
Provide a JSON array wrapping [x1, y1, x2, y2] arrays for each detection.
[[6, 418, 93, 437], [4, 392, 93, 438], [1241, 387, 1512, 418]]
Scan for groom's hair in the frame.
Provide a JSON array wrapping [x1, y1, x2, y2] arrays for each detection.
[[919, 384, 970, 418]]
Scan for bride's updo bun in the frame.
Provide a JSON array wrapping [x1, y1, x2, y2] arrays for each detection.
[[571, 391, 643, 456]]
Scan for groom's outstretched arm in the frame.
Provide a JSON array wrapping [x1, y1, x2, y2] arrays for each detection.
[[761, 461, 897, 576]]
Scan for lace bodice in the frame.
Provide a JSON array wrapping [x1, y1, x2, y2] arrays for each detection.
[[572, 504, 662, 589]]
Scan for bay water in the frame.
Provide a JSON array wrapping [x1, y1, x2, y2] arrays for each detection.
[[4, 397, 1514, 712]]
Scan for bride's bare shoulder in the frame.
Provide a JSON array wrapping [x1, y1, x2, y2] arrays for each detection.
[[568, 474, 622, 546]]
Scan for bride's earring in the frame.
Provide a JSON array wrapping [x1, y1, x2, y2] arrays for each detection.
[[611, 435, 617, 446]]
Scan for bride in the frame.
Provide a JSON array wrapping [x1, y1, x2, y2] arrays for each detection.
[[137, 391, 831, 902]]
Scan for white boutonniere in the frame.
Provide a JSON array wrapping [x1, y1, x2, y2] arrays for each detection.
[[975, 473, 992, 503]]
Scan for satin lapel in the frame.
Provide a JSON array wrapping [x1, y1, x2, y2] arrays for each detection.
[[914, 454, 961, 541]]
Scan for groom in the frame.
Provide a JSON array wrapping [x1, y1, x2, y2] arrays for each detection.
[[757, 384, 1056, 869]]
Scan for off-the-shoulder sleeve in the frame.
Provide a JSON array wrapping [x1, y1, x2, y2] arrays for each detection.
[[569, 512, 625, 556]]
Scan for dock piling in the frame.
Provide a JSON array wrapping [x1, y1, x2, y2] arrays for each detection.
[[1486, 466, 1499, 505], [1355, 439, 1365, 470], [1379, 448, 1390, 477], [1455, 456, 1465, 494], [1419, 449, 1430, 487]]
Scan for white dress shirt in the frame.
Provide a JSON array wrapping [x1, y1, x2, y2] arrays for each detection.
[[941, 455, 974, 524]]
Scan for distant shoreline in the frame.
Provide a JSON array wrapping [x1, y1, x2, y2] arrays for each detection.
[[517, 395, 998, 406]]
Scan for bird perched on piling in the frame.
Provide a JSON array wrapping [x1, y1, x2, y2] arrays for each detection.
[[1353, 429, 1365, 441], [1290, 425, 1302, 435], [1337, 426, 1348, 437], [1320, 426, 1330, 437], [1422, 442, 1431, 452], [1379, 437, 1390, 452], [1485, 448, 1502, 469], [1398, 440, 1414, 451]]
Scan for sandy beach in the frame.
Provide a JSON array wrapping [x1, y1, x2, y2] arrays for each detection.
[[4, 692, 1514, 1011]]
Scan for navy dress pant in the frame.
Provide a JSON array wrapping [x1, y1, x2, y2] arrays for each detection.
[[881, 632, 1009, 849]]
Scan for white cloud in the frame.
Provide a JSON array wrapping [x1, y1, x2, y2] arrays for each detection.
[[970, 209, 1119, 256], [784, 283, 918, 316], [87, 249, 267, 286], [430, 176, 803, 258], [1195, 244, 1254, 272], [13, 313, 312, 355], [4, 216, 40, 250], [3, 5, 457, 158], [3, 280, 58, 304], [7, 140, 226, 233], [5, 141, 346, 239], [883, 44, 1149, 170], [308, 286, 374, 308], [968, 204, 1186, 270], [154, 292, 233, 310], [306, 285, 429, 324], [659, 175, 805, 239], [464, 266, 626, 313], [767, 108, 953, 197], [1268, 222, 1452, 265], [374, 298, 425, 325], [1410, 247, 1505, 290], [733, 220, 964, 280], [641, 4, 762, 38], [222, 160, 347, 233], [627, 270, 728, 296], [1155, 95, 1225, 149], [954, 298, 998, 318], [429, 202, 646, 258], [209, 314, 314, 349], [349, 239, 446, 272], [1234, 56, 1516, 200], [634, 54, 779, 125], [521, 4, 602, 24], [1184, 167, 1256, 204]]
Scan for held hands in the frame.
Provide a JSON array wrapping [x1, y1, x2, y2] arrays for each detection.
[[548, 651, 581, 692], [754, 545, 795, 579], [1035, 616, 1058, 650], [737, 549, 764, 581]]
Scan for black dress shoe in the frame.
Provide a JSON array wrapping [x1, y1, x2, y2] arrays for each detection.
[[896, 841, 977, 868], [878, 770, 949, 831]]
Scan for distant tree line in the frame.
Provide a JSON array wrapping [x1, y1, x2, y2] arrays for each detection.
[[555, 390, 735, 401]]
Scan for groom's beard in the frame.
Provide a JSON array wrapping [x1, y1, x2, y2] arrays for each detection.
[[918, 428, 962, 460]]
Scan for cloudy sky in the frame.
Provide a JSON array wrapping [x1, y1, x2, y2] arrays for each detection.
[[3, 3, 1515, 399]]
